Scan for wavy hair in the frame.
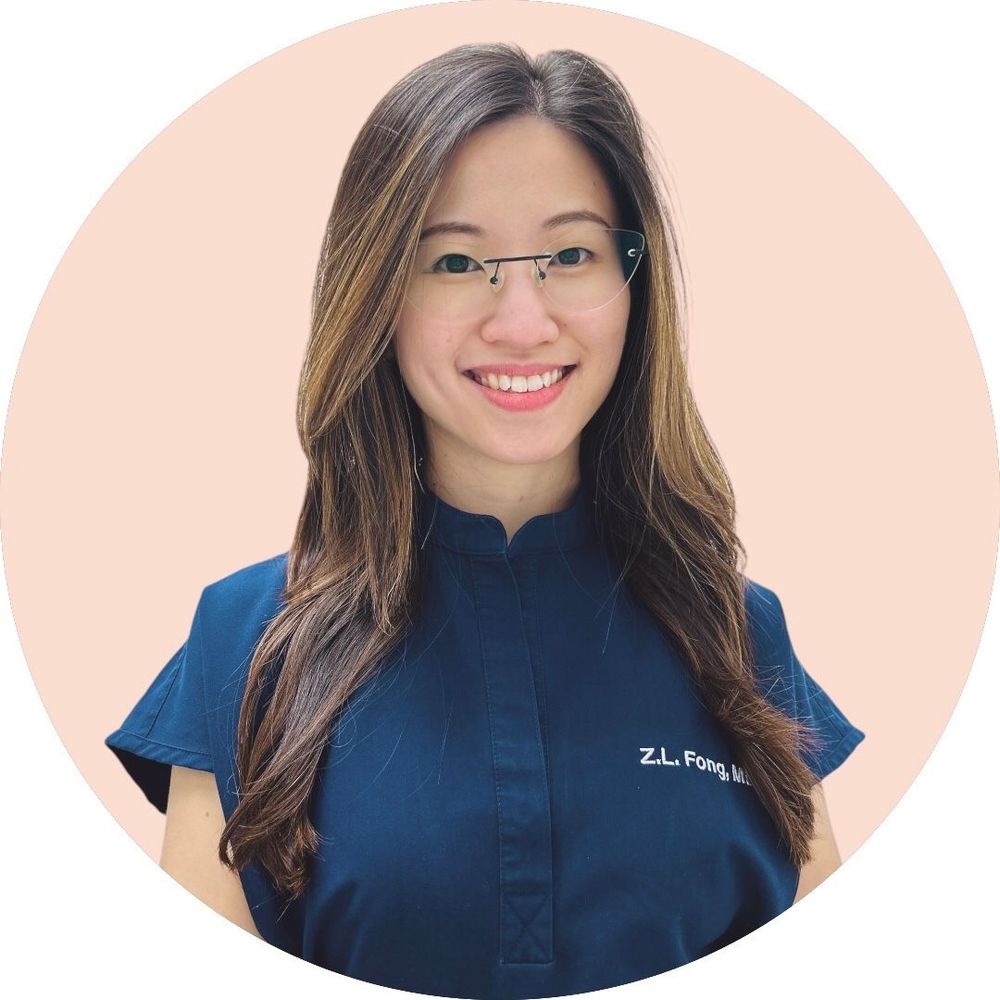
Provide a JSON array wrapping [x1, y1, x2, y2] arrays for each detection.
[[218, 42, 822, 900]]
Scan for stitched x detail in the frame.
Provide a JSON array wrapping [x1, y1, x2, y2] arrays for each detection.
[[503, 891, 551, 963]]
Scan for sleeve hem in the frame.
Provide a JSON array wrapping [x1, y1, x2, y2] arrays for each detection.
[[105, 728, 213, 767], [807, 724, 865, 782], [105, 728, 214, 813]]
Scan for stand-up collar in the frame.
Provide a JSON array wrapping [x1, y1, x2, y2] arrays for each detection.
[[418, 481, 595, 557]]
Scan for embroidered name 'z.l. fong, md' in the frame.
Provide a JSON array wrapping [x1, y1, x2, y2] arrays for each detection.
[[639, 747, 753, 787]]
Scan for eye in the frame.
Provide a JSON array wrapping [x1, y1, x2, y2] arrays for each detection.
[[550, 246, 591, 267], [431, 253, 483, 274]]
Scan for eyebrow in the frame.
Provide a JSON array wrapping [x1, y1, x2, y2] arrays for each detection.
[[418, 209, 613, 241]]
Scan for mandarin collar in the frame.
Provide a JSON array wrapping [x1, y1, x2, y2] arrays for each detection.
[[418, 481, 595, 557]]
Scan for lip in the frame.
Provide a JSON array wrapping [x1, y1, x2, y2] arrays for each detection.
[[463, 366, 576, 412]]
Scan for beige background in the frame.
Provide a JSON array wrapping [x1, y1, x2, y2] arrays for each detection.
[[2, 0, 997, 876]]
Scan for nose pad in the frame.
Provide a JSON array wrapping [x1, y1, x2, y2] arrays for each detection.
[[488, 258, 548, 295]]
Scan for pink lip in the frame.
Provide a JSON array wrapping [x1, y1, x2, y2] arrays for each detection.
[[463, 366, 575, 412]]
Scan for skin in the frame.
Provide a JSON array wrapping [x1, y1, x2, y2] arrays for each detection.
[[393, 115, 631, 542], [161, 765, 262, 939], [794, 782, 844, 902], [160, 118, 841, 936]]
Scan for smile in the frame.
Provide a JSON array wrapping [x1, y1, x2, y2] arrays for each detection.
[[462, 365, 577, 412], [464, 365, 575, 392]]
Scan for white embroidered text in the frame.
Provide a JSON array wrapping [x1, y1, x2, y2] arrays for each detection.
[[639, 747, 753, 787]]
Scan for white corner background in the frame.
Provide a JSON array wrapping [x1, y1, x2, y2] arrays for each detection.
[[2, 2, 997, 997]]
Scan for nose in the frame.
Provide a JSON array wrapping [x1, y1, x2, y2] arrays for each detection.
[[479, 258, 560, 347]]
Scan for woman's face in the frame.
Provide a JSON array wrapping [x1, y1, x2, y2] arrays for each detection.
[[393, 115, 631, 480]]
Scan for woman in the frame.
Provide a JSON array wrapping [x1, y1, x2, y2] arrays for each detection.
[[106, 43, 864, 998]]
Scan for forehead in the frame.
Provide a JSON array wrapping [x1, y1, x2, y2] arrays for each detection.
[[424, 116, 620, 237]]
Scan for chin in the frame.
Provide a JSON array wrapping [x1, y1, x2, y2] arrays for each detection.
[[475, 436, 576, 467]]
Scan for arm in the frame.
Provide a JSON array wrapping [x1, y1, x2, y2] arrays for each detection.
[[160, 764, 263, 939], [792, 781, 843, 903]]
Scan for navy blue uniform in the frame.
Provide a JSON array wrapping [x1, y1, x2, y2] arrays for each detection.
[[106, 481, 864, 998]]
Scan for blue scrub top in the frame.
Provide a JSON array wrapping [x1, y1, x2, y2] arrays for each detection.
[[106, 480, 864, 998]]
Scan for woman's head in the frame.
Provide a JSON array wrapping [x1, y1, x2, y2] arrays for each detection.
[[394, 114, 633, 485], [305, 43, 685, 508]]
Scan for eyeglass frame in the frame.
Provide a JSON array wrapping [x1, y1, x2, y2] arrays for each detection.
[[412, 227, 649, 301]]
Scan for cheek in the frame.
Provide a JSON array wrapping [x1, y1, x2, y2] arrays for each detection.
[[609, 295, 631, 362], [392, 304, 421, 362], [395, 305, 465, 364], [580, 297, 629, 369], [393, 317, 465, 409], [393, 314, 433, 387], [577, 312, 629, 404]]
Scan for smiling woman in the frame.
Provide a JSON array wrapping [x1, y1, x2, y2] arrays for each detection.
[[105, 42, 864, 999]]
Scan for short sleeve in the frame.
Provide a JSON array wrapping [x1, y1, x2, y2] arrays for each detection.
[[750, 585, 866, 782], [104, 594, 213, 812]]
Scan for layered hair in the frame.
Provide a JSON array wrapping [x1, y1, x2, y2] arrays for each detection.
[[218, 42, 821, 899]]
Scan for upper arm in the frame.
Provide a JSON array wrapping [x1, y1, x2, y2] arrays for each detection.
[[160, 765, 263, 939], [793, 781, 843, 903]]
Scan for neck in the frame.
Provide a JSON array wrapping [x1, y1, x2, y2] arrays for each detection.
[[423, 446, 582, 547]]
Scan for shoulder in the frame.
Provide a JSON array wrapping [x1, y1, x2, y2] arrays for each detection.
[[197, 552, 289, 626], [742, 576, 791, 661], [742, 576, 782, 622], [191, 552, 290, 667]]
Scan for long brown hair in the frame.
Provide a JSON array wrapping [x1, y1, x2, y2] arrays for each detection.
[[218, 42, 822, 900]]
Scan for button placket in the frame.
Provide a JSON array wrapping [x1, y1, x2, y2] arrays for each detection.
[[470, 552, 554, 965]]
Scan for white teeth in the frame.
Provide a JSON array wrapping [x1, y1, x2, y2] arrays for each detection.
[[472, 367, 568, 392]]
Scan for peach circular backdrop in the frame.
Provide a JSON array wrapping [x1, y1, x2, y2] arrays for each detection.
[[2, 0, 996, 961]]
